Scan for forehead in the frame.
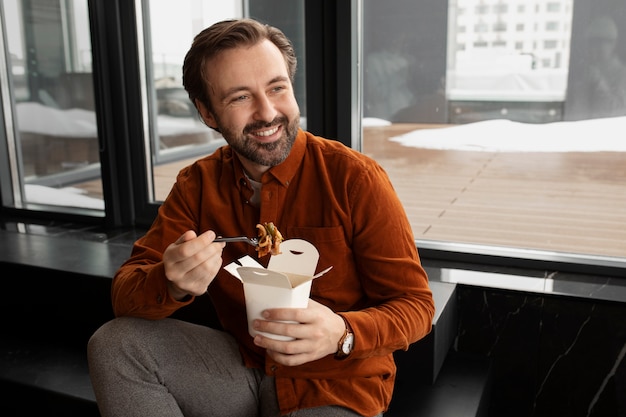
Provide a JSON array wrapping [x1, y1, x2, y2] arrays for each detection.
[[205, 39, 289, 92]]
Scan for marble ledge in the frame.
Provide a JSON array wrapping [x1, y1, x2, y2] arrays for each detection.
[[425, 263, 626, 304]]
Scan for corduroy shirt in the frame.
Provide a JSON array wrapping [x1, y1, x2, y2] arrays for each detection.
[[112, 129, 435, 416]]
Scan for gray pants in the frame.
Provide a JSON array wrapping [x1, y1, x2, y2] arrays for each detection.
[[88, 317, 377, 417]]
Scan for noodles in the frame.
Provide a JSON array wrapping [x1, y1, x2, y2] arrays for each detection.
[[256, 222, 283, 257]]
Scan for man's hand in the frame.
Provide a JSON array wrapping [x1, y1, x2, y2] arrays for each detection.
[[163, 230, 226, 300], [252, 299, 347, 366]]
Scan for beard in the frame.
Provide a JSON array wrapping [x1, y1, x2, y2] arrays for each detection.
[[218, 114, 300, 167]]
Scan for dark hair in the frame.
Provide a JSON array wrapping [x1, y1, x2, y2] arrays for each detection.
[[182, 18, 297, 112]]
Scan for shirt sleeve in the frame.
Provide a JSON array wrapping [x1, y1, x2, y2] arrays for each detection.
[[111, 168, 200, 319], [341, 160, 435, 357]]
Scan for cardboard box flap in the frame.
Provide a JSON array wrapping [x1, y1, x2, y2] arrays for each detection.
[[267, 239, 319, 276], [223, 239, 320, 283], [237, 266, 313, 289], [223, 255, 260, 281]]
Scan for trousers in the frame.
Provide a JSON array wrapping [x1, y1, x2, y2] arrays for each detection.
[[87, 316, 378, 417]]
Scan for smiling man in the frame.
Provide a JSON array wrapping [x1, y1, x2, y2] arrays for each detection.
[[87, 18, 434, 417], [197, 39, 299, 173]]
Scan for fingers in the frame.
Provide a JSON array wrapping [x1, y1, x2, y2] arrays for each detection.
[[251, 301, 345, 366], [163, 230, 226, 296], [174, 230, 197, 245], [170, 230, 220, 262], [252, 320, 317, 366], [263, 340, 315, 367]]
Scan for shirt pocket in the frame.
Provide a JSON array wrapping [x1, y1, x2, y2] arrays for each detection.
[[287, 225, 359, 306]]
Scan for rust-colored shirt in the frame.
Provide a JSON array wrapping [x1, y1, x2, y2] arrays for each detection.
[[112, 129, 435, 416]]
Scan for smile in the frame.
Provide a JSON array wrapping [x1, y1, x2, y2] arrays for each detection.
[[253, 126, 279, 137]]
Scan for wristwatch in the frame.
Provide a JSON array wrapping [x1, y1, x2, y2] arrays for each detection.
[[335, 325, 354, 359]]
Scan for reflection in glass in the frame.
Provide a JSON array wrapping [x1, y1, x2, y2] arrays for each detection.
[[567, 14, 626, 119]]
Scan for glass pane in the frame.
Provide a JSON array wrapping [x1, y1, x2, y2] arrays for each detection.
[[145, 0, 236, 202], [2, 0, 103, 211], [144, 0, 306, 202], [362, 0, 626, 260]]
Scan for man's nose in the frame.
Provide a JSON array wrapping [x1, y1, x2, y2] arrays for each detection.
[[254, 95, 278, 122]]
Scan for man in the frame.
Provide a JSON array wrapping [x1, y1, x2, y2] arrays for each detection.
[[584, 16, 626, 118], [88, 18, 434, 417]]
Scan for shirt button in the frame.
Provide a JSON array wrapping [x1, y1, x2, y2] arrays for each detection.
[[270, 365, 278, 372]]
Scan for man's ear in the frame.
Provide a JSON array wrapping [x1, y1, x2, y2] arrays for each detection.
[[195, 99, 218, 129]]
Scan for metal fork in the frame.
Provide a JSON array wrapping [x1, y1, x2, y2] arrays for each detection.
[[213, 236, 259, 247]]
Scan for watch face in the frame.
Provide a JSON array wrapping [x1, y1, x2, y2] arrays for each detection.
[[342, 333, 354, 354]]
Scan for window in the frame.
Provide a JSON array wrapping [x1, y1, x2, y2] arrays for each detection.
[[547, 3, 561, 12], [543, 39, 558, 49], [493, 22, 507, 32], [475, 23, 489, 33], [546, 21, 559, 31], [493, 4, 508, 14], [362, 0, 626, 267], [0, 0, 103, 213], [475, 5, 488, 14]]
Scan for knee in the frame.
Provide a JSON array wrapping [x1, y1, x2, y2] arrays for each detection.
[[87, 316, 143, 363], [88, 318, 119, 362]]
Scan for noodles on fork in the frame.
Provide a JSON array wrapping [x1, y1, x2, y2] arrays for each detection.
[[256, 222, 283, 257]]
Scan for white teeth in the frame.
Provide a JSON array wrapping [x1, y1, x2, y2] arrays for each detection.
[[255, 126, 278, 137]]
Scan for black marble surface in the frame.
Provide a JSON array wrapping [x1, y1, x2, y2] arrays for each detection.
[[453, 286, 626, 417], [421, 258, 626, 416], [0, 220, 139, 277]]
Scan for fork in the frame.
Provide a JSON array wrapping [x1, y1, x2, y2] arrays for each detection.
[[213, 236, 259, 246]]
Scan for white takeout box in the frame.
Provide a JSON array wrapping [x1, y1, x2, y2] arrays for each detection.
[[224, 239, 331, 341]]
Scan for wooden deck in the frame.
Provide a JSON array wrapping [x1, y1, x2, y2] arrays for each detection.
[[77, 124, 626, 258], [362, 124, 626, 258]]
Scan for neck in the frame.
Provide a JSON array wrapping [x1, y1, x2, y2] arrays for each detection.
[[239, 158, 269, 182]]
